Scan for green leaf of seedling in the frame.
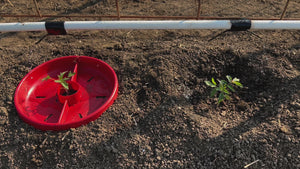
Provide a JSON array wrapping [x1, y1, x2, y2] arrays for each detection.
[[226, 75, 232, 83], [211, 78, 217, 85], [58, 71, 67, 79], [219, 80, 227, 86], [210, 88, 218, 97], [42, 75, 51, 81], [223, 88, 230, 94], [227, 84, 236, 92], [205, 80, 216, 88], [232, 77, 240, 82], [218, 93, 225, 105], [61, 81, 69, 90], [68, 72, 75, 78], [218, 80, 227, 92], [218, 80, 223, 88], [54, 79, 62, 83], [232, 81, 243, 88], [224, 94, 231, 100]]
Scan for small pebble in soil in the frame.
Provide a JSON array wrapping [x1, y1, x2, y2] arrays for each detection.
[[280, 125, 293, 135], [0, 107, 8, 125], [291, 101, 300, 109], [6, 95, 12, 101], [294, 127, 300, 134], [237, 100, 248, 110], [297, 111, 300, 119]]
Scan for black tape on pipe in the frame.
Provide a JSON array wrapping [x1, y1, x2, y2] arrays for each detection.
[[45, 21, 67, 35], [230, 19, 251, 31]]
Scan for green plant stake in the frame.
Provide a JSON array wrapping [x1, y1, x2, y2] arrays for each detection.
[[205, 75, 243, 105], [42, 71, 75, 91]]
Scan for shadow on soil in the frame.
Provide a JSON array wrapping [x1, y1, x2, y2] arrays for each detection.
[[86, 49, 299, 168]]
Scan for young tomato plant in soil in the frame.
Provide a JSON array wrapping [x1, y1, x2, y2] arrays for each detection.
[[205, 75, 243, 105], [42, 71, 76, 96]]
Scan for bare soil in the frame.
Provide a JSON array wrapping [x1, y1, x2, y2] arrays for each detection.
[[0, 0, 300, 168]]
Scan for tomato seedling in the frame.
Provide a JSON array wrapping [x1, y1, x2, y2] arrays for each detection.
[[42, 71, 75, 91], [205, 75, 243, 105]]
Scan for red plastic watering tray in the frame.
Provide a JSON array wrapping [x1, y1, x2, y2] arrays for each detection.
[[14, 56, 118, 131]]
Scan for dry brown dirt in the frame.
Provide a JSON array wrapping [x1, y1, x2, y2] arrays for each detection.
[[0, 0, 300, 168]]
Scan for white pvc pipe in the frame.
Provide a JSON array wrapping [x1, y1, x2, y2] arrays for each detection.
[[251, 20, 300, 29], [64, 20, 231, 30], [0, 22, 45, 32], [0, 20, 299, 32]]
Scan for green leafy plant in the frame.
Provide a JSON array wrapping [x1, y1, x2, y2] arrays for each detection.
[[42, 71, 75, 91], [205, 75, 243, 105]]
